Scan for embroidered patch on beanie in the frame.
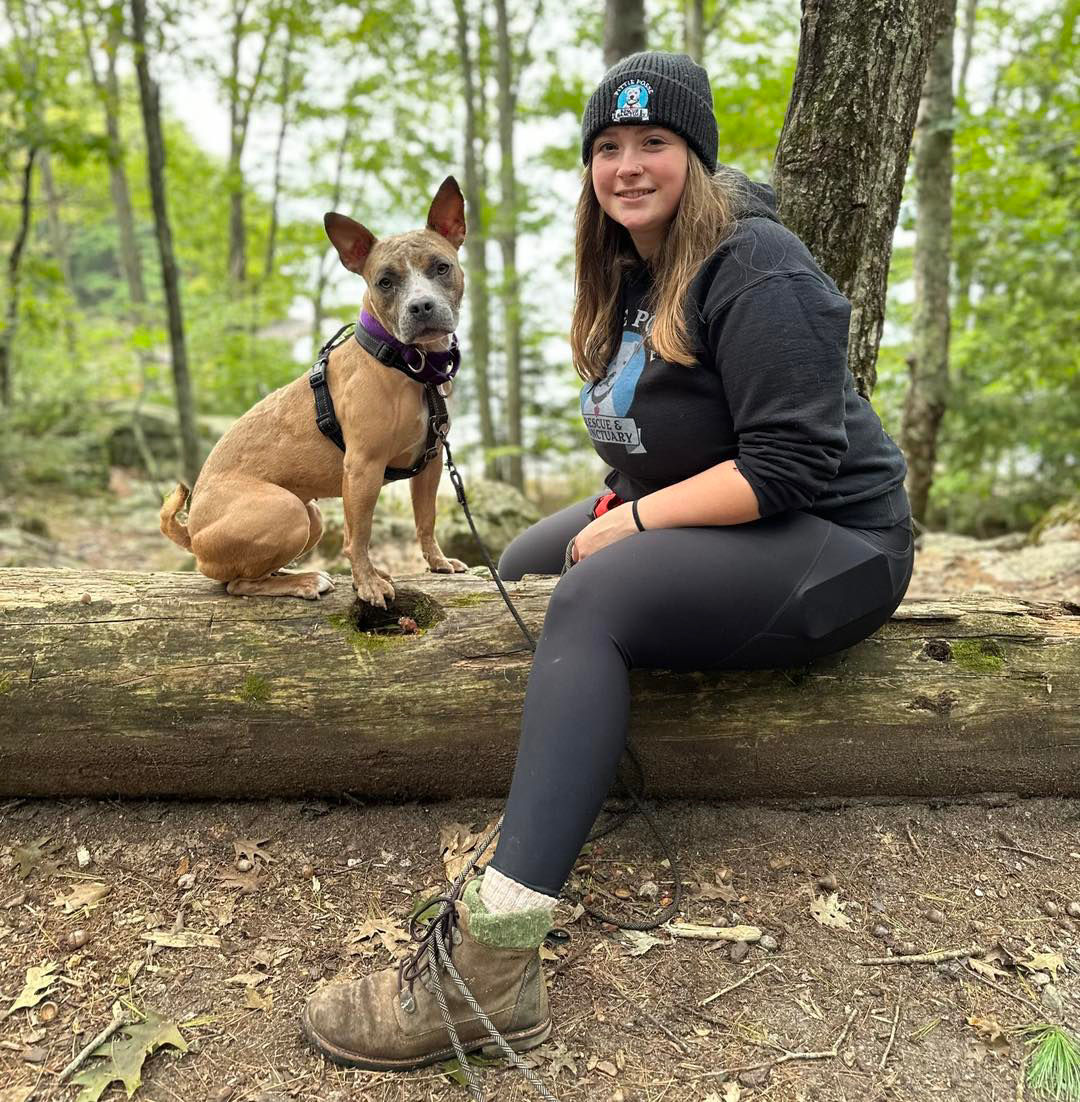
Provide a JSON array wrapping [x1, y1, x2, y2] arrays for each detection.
[[612, 80, 652, 123]]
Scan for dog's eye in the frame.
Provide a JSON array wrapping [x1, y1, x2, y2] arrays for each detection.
[[377, 276, 393, 290], [436, 262, 451, 276]]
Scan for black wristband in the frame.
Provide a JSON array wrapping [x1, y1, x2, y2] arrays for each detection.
[[631, 499, 646, 532]]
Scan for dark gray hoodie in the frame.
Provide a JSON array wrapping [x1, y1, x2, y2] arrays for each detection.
[[578, 174, 909, 527]]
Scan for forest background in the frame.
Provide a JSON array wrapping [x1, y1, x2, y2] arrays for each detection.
[[0, 0, 1075, 541]]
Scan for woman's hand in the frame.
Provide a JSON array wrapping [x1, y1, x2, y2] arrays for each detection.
[[571, 502, 641, 563]]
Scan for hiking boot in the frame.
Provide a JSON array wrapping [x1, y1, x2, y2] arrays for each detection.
[[301, 876, 554, 1071]]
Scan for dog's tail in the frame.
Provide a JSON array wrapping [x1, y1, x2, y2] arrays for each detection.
[[160, 483, 193, 551]]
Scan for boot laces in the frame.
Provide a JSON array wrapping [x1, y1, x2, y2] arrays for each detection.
[[394, 815, 559, 1102]]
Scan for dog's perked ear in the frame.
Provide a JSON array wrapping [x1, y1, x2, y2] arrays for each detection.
[[426, 177, 466, 249], [323, 213, 376, 275]]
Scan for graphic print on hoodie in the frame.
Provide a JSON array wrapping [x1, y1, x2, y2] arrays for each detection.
[[580, 300, 654, 455]]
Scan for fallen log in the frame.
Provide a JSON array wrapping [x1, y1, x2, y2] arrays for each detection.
[[0, 567, 1077, 799]]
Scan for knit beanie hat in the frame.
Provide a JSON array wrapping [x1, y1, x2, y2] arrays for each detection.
[[581, 51, 718, 174]]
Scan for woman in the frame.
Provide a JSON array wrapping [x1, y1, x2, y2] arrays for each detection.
[[303, 50, 913, 1080]]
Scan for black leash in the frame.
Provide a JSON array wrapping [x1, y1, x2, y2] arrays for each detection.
[[317, 320, 683, 931], [432, 420, 684, 933]]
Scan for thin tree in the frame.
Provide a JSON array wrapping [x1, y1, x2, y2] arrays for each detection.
[[225, 0, 280, 288], [77, 0, 148, 314], [0, 148, 36, 408], [130, 0, 200, 485], [455, 0, 498, 480], [902, 0, 958, 524]]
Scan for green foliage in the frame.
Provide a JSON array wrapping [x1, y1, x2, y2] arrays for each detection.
[[0, 0, 1074, 537], [880, 1, 1079, 533], [1019, 1023, 1080, 1102]]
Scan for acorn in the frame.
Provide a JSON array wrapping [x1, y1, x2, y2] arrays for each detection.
[[301, 863, 315, 878], [235, 858, 253, 873], [67, 929, 89, 950]]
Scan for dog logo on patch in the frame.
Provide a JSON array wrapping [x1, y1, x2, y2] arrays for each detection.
[[612, 81, 651, 123]]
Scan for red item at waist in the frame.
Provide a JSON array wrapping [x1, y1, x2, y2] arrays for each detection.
[[592, 491, 624, 517]]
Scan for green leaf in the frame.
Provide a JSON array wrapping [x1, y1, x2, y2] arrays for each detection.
[[70, 1009, 188, 1101], [13, 835, 62, 880]]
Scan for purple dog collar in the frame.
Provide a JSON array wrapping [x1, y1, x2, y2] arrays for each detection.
[[357, 310, 460, 387]]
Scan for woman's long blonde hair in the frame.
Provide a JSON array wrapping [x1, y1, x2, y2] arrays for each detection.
[[570, 152, 746, 382]]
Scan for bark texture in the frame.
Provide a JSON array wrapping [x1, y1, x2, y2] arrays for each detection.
[[1, 569, 1076, 800], [604, 0, 646, 67], [902, 0, 957, 524], [130, 0, 200, 485], [773, 0, 940, 397]]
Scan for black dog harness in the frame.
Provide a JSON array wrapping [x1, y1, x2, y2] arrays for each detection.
[[309, 321, 454, 481]]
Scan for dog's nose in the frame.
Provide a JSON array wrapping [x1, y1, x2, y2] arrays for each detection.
[[408, 298, 436, 318]]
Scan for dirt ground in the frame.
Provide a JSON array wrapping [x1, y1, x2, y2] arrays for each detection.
[[1, 481, 1078, 1102]]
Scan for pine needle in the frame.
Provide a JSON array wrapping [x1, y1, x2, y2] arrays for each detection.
[[1019, 1023, 1080, 1102]]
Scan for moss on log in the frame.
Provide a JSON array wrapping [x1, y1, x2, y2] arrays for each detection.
[[0, 567, 1077, 799]]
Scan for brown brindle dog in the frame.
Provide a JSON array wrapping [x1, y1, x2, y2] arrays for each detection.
[[159, 177, 470, 605]]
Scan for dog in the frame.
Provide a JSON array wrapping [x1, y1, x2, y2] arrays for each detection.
[[159, 176, 470, 606]]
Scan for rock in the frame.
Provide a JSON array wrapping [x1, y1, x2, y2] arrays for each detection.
[[729, 941, 750, 964], [1041, 984, 1065, 1015], [759, 934, 779, 952], [435, 478, 542, 564], [872, 924, 891, 939], [1067, 901, 1080, 918]]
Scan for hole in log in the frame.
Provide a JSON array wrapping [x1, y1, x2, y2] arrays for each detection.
[[352, 585, 446, 636], [922, 639, 953, 662]]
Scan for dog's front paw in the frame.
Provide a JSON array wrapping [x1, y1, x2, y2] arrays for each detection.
[[427, 556, 469, 574], [352, 570, 396, 608]]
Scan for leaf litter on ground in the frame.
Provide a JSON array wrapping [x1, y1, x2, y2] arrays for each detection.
[[12, 835, 62, 880]]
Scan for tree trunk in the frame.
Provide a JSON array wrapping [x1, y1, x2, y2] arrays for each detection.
[[454, 0, 498, 481], [79, 0, 149, 312], [311, 114, 352, 355], [225, 0, 276, 290], [902, 0, 957, 525], [0, 148, 36, 408], [130, 0, 200, 485], [37, 152, 81, 370], [0, 569, 1076, 799], [494, 0, 524, 491], [684, 0, 704, 62], [604, 0, 646, 67], [262, 27, 294, 282], [773, 0, 940, 397]]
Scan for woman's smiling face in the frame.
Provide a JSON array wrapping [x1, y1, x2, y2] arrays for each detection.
[[590, 125, 689, 259]]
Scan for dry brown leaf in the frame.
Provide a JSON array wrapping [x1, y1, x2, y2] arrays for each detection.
[[1019, 949, 1065, 979], [346, 916, 411, 957], [225, 973, 270, 987], [53, 882, 110, 914], [243, 986, 273, 1013], [967, 955, 1010, 980], [233, 837, 273, 865], [217, 866, 261, 894], [810, 891, 853, 930], [175, 855, 190, 878], [696, 881, 741, 903], [3, 961, 60, 1017], [439, 819, 499, 883]]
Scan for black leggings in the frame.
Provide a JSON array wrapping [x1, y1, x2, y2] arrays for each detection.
[[487, 489, 915, 896]]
